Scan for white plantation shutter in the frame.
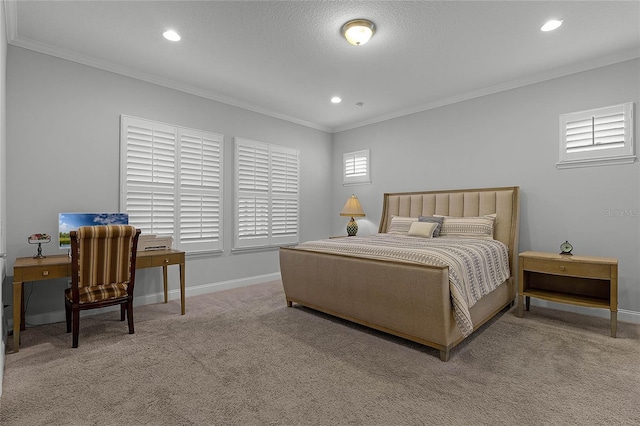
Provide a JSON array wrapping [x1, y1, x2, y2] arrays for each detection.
[[558, 103, 635, 169], [121, 116, 223, 253], [178, 129, 223, 252], [271, 147, 299, 239], [234, 138, 299, 249], [237, 141, 270, 243], [122, 118, 176, 237], [343, 149, 370, 185]]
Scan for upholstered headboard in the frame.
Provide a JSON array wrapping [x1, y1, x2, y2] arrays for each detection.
[[378, 187, 520, 270]]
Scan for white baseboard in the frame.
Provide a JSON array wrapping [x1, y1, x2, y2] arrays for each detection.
[[9, 272, 282, 328]]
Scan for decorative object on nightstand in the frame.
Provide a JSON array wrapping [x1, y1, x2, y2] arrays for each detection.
[[340, 194, 366, 236], [28, 233, 51, 258], [560, 240, 573, 255]]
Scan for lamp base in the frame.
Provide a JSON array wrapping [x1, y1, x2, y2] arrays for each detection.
[[346, 217, 358, 236]]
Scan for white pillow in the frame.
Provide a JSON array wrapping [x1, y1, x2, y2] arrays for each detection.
[[408, 221, 437, 238], [387, 216, 419, 234]]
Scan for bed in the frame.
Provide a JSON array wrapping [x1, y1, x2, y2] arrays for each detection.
[[279, 186, 520, 361]]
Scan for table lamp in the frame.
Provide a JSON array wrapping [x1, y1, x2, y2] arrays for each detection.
[[340, 194, 366, 236]]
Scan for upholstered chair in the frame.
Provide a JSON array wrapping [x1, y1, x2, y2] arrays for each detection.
[[65, 225, 141, 348]]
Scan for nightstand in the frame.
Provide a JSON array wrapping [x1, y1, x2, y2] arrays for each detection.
[[518, 251, 618, 337]]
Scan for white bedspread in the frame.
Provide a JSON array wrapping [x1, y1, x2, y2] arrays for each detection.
[[295, 234, 511, 337]]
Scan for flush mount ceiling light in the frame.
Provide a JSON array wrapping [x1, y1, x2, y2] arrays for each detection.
[[341, 19, 376, 46], [331, 96, 342, 104], [541, 19, 563, 32], [163, 30, 181, 41]]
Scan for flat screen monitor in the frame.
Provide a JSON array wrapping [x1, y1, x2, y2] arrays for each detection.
[[58, 213, 129, 249]]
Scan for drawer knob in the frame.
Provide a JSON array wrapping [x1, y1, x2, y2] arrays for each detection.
[[164, 259, 169, 264], [559, 266, 565, 271], [42, 270, 49, 276]]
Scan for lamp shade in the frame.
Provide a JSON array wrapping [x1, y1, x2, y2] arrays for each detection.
[[340, 194, 365, 217]]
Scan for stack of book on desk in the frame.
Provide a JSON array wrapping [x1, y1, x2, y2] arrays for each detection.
[[138, 234, 173, 251]]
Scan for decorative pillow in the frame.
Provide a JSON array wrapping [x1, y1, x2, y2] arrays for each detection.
[[439, 214, 496, 239], [418, 216, 444, 237], [387, 216, 419, 234], [408, 221, 437, 238]]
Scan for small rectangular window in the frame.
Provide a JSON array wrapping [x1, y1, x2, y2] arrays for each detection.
[[557, 102, 635, 169], [343, 149, 371, 185]]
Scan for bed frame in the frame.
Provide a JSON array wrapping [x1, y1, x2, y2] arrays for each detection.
[[279, 187, 520, 361]]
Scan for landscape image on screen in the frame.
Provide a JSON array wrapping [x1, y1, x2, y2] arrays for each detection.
[[58, 213, 129, 249]]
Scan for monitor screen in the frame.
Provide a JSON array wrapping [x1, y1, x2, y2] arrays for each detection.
[[58, 213, 129, 249]]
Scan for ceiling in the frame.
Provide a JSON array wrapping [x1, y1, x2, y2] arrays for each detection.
[[5, 1, 640, 133]]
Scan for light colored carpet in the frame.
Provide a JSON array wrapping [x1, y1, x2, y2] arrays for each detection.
[[1, 280, 639, 425]]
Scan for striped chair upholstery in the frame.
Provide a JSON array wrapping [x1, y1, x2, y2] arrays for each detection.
[[65, 225, 140, 348]]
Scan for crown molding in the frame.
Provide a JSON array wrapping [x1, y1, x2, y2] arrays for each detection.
[[332, 48, 640, 133], [6, 4, 638, 136], [6, 32, 332, 133]]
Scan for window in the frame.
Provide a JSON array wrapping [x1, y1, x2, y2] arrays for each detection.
[[557, 102, 635, 169], [343, 149, 371, 185], [234, 137, 299, 249], [120, 115, 223, 253]]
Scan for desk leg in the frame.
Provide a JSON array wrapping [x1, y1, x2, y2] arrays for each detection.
[[162, 265, 169, 304], [12, 281, 23, 352], [180, 262, 185, 315]]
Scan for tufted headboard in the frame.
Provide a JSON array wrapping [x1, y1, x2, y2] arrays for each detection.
[[378, 187, 520, 271]]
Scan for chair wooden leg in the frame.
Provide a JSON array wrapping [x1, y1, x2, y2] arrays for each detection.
[[65, 302, 71, 333], [127, 302, 134, 335], [72, 309, 80, 348], [120, 304, 126, 321]]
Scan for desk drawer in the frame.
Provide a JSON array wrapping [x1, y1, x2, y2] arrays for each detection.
[[522, 257, 611, 279], [136, 252, 185, 268], [18, 264, 70, 282]]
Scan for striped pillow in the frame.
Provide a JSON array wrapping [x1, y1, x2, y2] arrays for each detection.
[[439, 214, 496, 239], [387, 216, 419, 234]]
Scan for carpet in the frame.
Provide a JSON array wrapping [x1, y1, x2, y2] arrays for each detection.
[[1, 280, 639, 425]]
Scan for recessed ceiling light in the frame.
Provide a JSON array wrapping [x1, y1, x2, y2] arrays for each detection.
[[163, 30, 181, 41], [331, 97, 342, 104], [541, 20, 563, 32]]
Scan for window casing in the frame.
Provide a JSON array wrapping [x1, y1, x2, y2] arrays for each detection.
[[557, 102, 635, 169], [234, 138, 299, 249], [120, 115, 223, 253], [343, 149, 371, 185]]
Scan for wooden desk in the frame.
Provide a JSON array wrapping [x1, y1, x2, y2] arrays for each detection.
[[12, 249, 185, 352]]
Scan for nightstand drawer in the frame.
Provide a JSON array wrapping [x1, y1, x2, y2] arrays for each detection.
[[522, 257, 611, 279]]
